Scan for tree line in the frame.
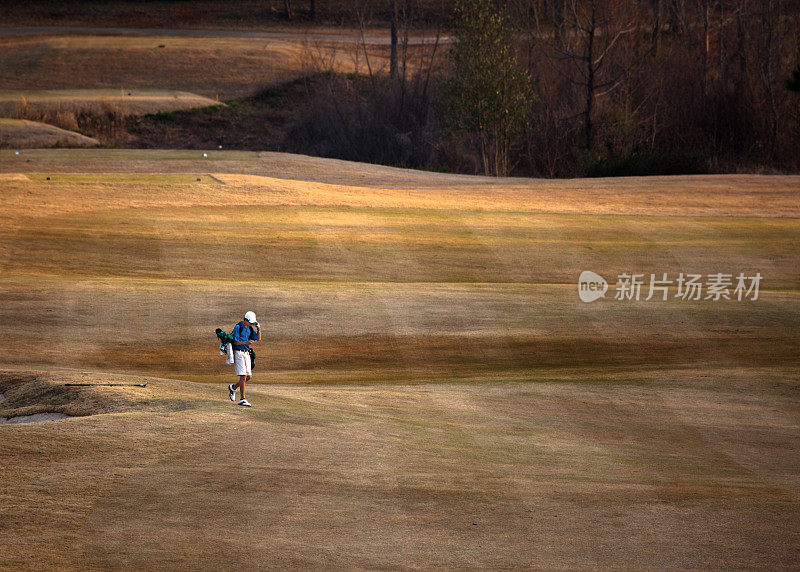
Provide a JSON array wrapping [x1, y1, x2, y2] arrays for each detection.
[[289, 0, 800, 177]]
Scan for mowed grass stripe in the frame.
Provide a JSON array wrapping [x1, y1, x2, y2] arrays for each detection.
[[3, 373, 797, 569], [2, 205, 798, 287], [0, 89, 221, 116], [0, 159, 797, 379], [0, 276, 796, 378]]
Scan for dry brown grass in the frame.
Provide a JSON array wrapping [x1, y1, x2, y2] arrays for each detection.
[[2, 149, 798, 207], [0, 118, 99, 149], [0, 150, 797, 568], [0, 370, 798, 569], [0, 151, 797, 382], [0, 32, 399, 99], [0, 89, 221, 118], [0, 370, 212, 418]]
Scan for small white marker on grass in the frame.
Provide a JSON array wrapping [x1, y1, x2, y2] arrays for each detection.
[[203, 153, 208, 158]]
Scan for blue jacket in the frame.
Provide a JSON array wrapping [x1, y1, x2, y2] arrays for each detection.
[[231, 321, 258, 351]]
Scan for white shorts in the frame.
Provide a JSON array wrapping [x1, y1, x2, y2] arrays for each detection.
[[234, 350, 252, 376]]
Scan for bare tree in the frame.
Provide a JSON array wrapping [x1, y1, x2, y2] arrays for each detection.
[[701, 0, 719, 96], [536, 0, 638, 152]]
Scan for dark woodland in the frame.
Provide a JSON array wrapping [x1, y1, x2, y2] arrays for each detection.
[[6, 0, 800, 177]]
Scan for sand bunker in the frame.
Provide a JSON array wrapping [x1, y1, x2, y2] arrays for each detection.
[[0, 412, 70, 424], [0, 392, 70, 424]]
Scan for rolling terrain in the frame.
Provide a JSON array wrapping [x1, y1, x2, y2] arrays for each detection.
[[0, 89, 221, 117], [0, 118, 99, 148], [0, 149, 798, 381], [0, 28, 412, 99], [0, 149, 798, 568]]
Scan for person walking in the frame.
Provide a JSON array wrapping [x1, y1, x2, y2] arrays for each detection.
[[228, 311, 260, 407]]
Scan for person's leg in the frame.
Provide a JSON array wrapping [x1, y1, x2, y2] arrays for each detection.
[[233, 351, 247, 397], [240, 351, 253, 400]]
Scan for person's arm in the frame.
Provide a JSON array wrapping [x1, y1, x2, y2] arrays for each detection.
[[250, 324, 261, 343]]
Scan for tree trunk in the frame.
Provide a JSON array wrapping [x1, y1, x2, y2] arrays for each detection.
[[480, 135, 490, 176], [552, 0, 565, 47], [585, 9, 596, 151], [650, 0, 663, 55], [390, 0, 399, 79], [284, 0, 293, 20], [759, 0, 779, 159], [309, 0, 316, 21], [702, 0, 711, 96]]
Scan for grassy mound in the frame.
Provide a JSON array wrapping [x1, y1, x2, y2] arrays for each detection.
[[0, 33, 391, 100], [0, 118, 99, 148], [0, 371, 219, 419], [0, 89, 222, 117]]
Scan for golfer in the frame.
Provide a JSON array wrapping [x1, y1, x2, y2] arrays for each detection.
[[227, 311, 261, 407]]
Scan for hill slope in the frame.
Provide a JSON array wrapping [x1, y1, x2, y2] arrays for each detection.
[[0, 89, 222, 117], [0, 118, 99, 148]]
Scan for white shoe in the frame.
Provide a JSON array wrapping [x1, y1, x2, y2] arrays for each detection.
[[238, 399, 252, 407], [228, 384, 236, 401]]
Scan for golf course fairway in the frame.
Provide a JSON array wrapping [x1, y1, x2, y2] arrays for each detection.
[[0, 149, 798, 568]]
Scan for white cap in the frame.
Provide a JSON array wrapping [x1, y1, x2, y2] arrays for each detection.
[[244, 311, 257, 323]]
